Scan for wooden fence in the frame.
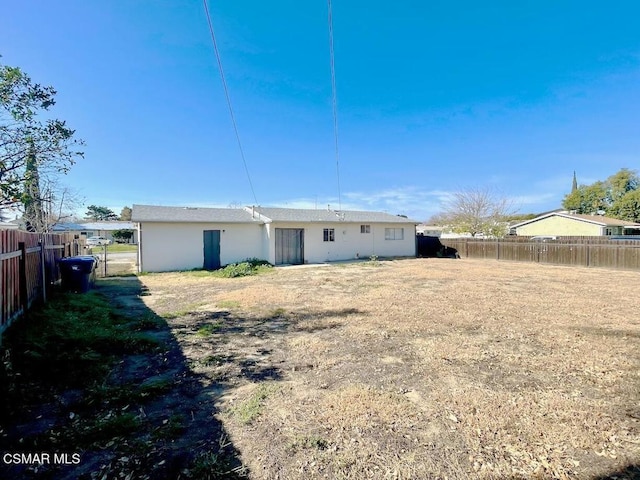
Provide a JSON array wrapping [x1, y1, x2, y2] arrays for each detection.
[[0, 229, 82, 338], [439, 236, 640, 271]]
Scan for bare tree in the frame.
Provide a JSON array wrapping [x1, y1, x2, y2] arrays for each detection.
[[120, 206, 132, 221], [436, 187, 515, 237], [28, 175, 83, 232]]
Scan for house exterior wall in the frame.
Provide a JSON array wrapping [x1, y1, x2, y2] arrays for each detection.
[[138, 222, 263, 272], [516, 216, 603, 236], [264, 222, 416, 264]]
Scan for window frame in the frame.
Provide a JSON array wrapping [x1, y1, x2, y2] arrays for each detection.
[[384, 227, 404, 240], [323, 228, 335, 242]]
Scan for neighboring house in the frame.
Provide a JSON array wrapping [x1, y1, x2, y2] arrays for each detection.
[[53, 221, 138, 244], [0, 220, 19, 230], [512, 211, 640, 237], [132, 204, 418, 272], [416, 225, 443, 237]]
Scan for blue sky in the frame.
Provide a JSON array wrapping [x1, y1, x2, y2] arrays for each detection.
[[2, 1, 639, 221]]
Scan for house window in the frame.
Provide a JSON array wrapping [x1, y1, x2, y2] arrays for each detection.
[[360, 224, 371, 234], [323, 228, 335, 242], [385, 228, 404, 240]]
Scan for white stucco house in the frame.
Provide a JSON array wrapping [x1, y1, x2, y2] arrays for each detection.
[[132, 204, 418, 272]]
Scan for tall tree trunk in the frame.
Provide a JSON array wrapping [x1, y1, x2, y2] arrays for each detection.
[[23, 141, 45, 232]]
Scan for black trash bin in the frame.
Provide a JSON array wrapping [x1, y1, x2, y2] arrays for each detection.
[[58, 256, 97, 293]]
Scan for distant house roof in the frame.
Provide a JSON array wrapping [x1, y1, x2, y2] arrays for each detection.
[[81, 221, 136, 230], [132, 204, 260, 223], [51, 222, 86, 231], [251, 206, 419, 224], [512, 211, 640, 229], [0, 221, 19, 230], [52, 221, 136, 231]]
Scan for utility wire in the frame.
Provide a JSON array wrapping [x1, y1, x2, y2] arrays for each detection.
[[327, 0, 342, 211], [203, 0, 258, 205]]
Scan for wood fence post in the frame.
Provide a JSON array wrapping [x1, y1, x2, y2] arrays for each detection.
[[39, 240, 47, 304], [18, 242, 28, 315]]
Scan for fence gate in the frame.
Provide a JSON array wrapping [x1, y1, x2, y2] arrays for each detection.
[[275, 228, 304, 265]]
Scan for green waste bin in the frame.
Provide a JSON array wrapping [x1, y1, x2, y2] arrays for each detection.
[[58, 256, 97, 293]]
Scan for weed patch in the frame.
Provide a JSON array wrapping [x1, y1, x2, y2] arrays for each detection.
[[80, 412, 143, 445], [152, 414, 187, 440], [196, 322, 223, 336], [270, 307, 288, 318], [231, 383, 279, 425], [286, 434, 329, 453], [217, 300, 241, 309]]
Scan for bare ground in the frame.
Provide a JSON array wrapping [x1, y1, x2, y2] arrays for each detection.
[[136, 258, 640, 479]]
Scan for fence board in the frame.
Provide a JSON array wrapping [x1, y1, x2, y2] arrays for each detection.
[[439, 237, 640, 271], [0, 230, 82, 337]]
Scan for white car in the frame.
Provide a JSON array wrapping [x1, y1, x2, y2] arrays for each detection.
[[530, 235, 557, 242], [86, 236, 112, 246]]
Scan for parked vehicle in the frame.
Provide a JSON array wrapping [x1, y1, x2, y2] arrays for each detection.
[[86, 236, 112, 246], [530, 236, 557, 242]]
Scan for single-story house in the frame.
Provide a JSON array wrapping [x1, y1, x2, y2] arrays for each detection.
[[53, 221, 138, 244], [132, 204, 418, 272], [512, 211, 640, 237]]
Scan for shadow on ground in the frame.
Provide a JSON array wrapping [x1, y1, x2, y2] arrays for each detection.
[[0, 277, 247, 480], [593, 464, 640, 479], [1, 276, 361, 480]]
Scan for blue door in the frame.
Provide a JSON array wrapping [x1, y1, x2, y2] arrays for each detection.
[[203, 230, 221, 270]]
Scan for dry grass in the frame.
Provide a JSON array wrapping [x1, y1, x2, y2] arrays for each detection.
[[139, 258, 640, 479]]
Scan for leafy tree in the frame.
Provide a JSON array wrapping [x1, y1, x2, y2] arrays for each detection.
[[112, 229, 134, 243], [85, 205, 118, 221], [607, 168, 638, 202], [562, 169, 640, 219], [1, 61, 83, 222], [435, 187, 515, 237], [607, 190, 640, 222], [563, 181, 608, 214], [120, 206, 132, 221]]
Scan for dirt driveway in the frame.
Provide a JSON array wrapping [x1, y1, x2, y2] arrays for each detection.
[[138, 258, 640, 479]]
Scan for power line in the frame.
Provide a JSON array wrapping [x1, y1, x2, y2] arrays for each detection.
[[327, 0, 342, 211], [203, 0, 258, 205]]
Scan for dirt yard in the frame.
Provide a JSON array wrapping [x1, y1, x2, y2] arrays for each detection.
[[137, 257, 640, 479]]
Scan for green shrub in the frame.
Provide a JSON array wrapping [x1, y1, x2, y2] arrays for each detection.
[[216, 259, 272, 278]]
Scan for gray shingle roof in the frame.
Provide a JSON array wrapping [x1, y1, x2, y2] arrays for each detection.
[[131, 205, 260, 223], [252, 207, 419, 224], [52, 221, 136, 231], [132, 204, 419, 224], [81, 221, 136, 230]]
